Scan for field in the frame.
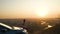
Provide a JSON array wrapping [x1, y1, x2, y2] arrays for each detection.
[[0, 18, 60, 34]]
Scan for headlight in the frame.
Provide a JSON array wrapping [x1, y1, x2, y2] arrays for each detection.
[[23, 29, 28, 34], [23, 29, 27, 33]]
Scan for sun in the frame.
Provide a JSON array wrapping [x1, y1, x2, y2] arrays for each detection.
[[35, 9, 48, 18], [37, 11, 48, 17]]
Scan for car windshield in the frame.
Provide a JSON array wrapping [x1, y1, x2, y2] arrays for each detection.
[[0, 23, 12, 29]]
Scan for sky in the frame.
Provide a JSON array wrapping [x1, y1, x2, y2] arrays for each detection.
[[0, 0, 60, 18]]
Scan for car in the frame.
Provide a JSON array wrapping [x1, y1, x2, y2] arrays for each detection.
[[0, 22, 28, 34]]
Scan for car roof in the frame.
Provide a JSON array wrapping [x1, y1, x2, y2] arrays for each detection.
[[0, 23, 12, 29]]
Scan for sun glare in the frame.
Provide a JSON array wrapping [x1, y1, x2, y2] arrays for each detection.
[[35, 9, 48, 18]]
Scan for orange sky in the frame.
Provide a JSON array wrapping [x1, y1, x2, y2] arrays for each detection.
[[0, 0, 60, 18]]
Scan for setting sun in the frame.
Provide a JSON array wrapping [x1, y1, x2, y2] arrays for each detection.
[[35, 9, 48, 18], [37, 11, 48, 17]]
